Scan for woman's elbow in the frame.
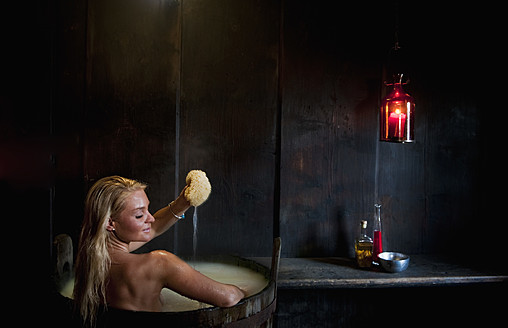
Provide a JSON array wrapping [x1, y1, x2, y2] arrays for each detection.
[[219, 286, 244, 307]]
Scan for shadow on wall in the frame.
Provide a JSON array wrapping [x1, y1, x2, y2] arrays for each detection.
[[297, 206, 351, 257]]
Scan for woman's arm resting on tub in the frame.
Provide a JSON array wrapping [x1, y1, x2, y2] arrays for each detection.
[[129, 187, 191, 252], [154, 250, 245, 307]]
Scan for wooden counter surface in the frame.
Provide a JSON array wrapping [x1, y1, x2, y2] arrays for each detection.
[[250, 255, 508, 289]]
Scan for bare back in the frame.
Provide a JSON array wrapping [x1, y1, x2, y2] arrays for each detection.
[[105, 250, 245, 312], [106, 252, 164, 311]]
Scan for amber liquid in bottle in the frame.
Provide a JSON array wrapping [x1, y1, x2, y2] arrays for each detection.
[[355, 220, 373, 268]]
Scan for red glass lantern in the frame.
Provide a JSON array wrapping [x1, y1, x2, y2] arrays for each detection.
[[380, 74, 415, 143]]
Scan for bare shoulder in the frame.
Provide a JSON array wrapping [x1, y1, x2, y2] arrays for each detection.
[[148, 249, 179, 263], [147, 250, 188, 276], [147, 251, 198, 290], [148, 249, 176, 260]]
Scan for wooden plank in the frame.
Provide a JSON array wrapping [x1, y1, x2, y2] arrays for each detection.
[[50, 0, 88, 243], [279, 1, 387, 257], [84, 0, 181, 250], [250, 256, 508, 289], [178, 0, 279, 256], [276, 284, 506, 327], [278, 1, 482, 259]]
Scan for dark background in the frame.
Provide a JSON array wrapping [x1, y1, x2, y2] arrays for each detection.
[[1, 1, 499, 267]]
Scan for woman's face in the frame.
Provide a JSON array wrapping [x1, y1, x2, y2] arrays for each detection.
[[110, 189, 154, 243]]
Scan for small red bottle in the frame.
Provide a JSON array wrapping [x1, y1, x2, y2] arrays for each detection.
[[372, 204, 383, 263]]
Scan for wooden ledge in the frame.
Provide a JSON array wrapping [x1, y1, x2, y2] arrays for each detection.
[[250, 255, 508, 289]]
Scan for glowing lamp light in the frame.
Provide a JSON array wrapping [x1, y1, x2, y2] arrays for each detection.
[[380, 74, 415, 143]]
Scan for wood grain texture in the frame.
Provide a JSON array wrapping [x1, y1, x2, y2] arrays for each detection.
[[84, 0, 181, 251], [251, 256, 508, 289], [177, 0, 279, 256], [279, 1, 386, 257], [43, 0, 489, 260]]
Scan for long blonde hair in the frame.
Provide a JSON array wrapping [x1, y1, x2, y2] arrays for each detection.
[[73, 176, 146, 325]]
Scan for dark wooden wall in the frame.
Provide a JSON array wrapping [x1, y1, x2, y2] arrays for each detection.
[[177, 0, 279, 255], [2, 1, 495, 261], [49, 0, 280, 257]]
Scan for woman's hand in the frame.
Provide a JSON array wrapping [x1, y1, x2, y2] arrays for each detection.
[[171, 185, 192, 216]]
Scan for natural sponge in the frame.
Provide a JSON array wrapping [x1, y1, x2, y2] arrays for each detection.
[[184, 170, 211, 207]]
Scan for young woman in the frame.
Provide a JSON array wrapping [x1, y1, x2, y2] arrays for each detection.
[[73, 176, 244, 324]]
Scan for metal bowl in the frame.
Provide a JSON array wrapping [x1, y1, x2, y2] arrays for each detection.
[[378, 252, 410, 273]]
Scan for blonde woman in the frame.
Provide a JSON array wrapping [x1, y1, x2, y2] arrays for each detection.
[[73, 176, 244, 325]]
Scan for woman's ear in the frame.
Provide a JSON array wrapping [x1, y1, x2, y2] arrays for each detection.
[[106, 218, 115, 231]]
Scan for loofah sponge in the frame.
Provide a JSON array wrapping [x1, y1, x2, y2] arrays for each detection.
[[184, 170, 212, 207]]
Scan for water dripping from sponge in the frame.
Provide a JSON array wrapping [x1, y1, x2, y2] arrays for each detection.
[[192, 206, 198, 261]]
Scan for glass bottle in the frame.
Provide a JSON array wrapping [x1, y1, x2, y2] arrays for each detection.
[[372, 204, 383, 263], [355, 220, 373, 268]]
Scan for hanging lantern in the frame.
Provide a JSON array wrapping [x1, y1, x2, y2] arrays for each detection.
[[380, 74, 414, 143]]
